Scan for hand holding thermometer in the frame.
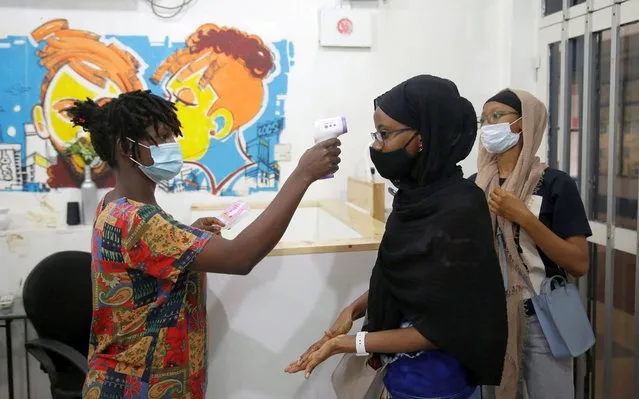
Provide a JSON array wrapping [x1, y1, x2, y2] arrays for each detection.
[[313, 117, 348, 178]]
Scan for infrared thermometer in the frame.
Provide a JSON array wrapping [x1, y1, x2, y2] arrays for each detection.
[[313, 117, 348, 178]]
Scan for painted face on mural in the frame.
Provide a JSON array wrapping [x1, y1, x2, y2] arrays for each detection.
[[151, 25, 274, 163], [164, 57, 265, 160], [29, 19, 144, 187], [32, 65, 121, 169]]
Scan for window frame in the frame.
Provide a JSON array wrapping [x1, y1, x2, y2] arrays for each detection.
[[537, 2, 639, 398]]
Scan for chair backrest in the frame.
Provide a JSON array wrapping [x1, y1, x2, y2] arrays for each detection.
[[22, 251, 93, 357]]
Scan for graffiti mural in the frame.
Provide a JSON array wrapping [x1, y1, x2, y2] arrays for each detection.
[[0, 19, 293, 195]]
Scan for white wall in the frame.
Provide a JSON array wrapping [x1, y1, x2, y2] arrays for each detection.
[[0, 0, 540, 224], [502, 0, 542, 94]]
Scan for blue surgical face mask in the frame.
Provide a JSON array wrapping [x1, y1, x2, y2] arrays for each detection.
[[127, 138, 184, 183], [479, 117, 523, 154]]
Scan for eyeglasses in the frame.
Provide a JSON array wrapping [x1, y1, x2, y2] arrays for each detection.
[[478, 111, 520, 127], [370, 128, 414, 143]]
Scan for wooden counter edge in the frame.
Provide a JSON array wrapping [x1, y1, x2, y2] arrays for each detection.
[[268, 238, 380, 256]]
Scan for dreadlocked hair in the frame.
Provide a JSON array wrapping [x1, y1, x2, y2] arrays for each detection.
[[67, 90, 182, 168]]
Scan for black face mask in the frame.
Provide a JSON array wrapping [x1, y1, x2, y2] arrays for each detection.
[[369, 134, 419, 181]]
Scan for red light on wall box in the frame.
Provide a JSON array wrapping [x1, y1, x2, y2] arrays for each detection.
[[337, 18, 353, 36], [319, 8, 372, 48]]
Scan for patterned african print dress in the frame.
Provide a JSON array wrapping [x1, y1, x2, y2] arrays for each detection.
[[83, 198, 212, 399]]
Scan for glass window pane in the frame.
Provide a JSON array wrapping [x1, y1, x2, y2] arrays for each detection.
[[546, 38, 583, 187], [591, 244, 636, 399], [572, 0, 586, 5], [544, 0, 563, 16], [593, 30, 611, 223], [594, 23, 639, 228], [548, 42, 561, 168], [569, 37, 585, 190], [616, 22, 639, 230]]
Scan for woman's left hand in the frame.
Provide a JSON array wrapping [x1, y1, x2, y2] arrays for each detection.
[[191, 217, 225, 235], [489, 186, 533, 225], [285, 335, 347, 379]]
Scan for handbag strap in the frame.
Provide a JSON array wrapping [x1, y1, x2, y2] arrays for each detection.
[[496, 227, 537, 295], [541, 274, 567, 293], [496, 228, 509, 290]]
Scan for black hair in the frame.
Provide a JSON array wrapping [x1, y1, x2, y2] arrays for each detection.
[[485, 89, 522, 115], [67, 90, 182, 168]]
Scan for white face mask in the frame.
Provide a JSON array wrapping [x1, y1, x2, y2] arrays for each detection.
[[479, 117, 522, 154]]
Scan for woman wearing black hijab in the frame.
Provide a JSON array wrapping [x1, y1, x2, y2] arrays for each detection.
[[286, 75, 507, 399]]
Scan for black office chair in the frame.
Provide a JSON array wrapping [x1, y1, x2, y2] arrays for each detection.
[[22, 251, 92, 399]]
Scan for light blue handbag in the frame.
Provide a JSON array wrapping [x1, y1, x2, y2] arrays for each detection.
[[497, 229, 595, 358]]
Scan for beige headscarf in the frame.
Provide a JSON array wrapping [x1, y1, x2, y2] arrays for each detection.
[[475, 89, 548, 399]]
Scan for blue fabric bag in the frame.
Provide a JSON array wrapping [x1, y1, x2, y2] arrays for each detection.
[[528, 275, 595, 358], [497, 229, 595, 358]]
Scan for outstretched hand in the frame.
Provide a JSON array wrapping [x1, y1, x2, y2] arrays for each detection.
[[285, 308, 354, 377], [285, 335, 346, 379]]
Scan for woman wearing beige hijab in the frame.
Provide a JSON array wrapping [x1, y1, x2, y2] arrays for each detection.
[[470, 89, 591, 399]]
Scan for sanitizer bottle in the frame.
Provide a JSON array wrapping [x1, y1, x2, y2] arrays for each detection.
[[218, 201, 249, 230], [81, 164, 98, 225]]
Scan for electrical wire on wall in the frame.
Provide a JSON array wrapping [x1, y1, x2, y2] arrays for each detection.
[[144, 0, 195, 19]]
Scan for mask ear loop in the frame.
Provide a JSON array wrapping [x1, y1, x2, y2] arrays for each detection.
[[125, 137, 150, 167], [126, 137, 150, 149], [509, 116, 523, 133], [129, 157, 145, 167], [403, 131, 420, 151]]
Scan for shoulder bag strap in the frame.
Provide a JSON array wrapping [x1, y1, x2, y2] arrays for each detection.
[[496, 227, 537, 295]]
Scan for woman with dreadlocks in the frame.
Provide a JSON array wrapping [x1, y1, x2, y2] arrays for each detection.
[[68, 90, 341, 399]]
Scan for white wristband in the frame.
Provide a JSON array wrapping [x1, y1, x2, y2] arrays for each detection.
[[355, 331, 369, 356]]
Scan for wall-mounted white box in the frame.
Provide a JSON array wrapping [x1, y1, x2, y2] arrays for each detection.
[[319, 8, 374, 48]]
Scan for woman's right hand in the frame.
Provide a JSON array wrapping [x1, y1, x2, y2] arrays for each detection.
[[290, 307, 354, 371], [294, 138, 341, 182]]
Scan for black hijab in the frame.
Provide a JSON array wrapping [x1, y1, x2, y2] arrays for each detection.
[[365, 75, 507, 386]]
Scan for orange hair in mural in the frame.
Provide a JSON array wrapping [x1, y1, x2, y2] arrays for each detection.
[[152, 23, 274, 82], [33, 19, 144, 103], [151, 24, 275, 135]]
